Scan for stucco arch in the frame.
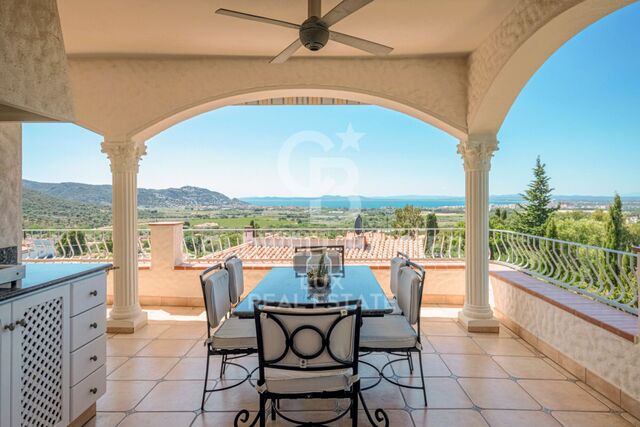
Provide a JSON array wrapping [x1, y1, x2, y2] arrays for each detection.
[[129, 86, 463, 143], [467, 0, 634, 135]]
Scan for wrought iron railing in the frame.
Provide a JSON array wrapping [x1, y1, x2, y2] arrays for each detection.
[[490, 229, 638, 314], [22, 229, 151, 262]]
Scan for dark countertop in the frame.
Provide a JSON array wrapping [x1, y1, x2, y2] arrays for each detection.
[[0, 263, 112, 303]]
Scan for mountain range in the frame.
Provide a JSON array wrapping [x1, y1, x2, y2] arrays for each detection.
[[23, 180, 245, 209]]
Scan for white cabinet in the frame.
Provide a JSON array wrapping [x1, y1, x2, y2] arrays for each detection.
[[0, 269, 107, 427], [0, 304, 11, 427], [10, 285, 70, 427]]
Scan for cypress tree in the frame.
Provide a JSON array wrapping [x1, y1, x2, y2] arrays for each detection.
[[515, 156, 559, 235], [426, 212, 439, 229], [604, 193, 625, 250]]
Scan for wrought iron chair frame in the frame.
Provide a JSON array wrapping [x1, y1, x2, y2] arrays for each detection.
[[359, 259, 428, 406], [199, 263, 257, 410], [234, 299, 389, 427]]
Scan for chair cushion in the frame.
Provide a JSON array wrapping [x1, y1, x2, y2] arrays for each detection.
[[396, 266, 421, 325], [209, 317, 256, 350], [359, 315, 418, 349], [204, 269, 231, 328], [225, 257, 244, 305], [389, 256, 405, 296], [264, 368, 354, 394]]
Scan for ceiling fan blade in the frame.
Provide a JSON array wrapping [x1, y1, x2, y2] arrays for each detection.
[[322, 0, 373, 27], [270, 39, 303, 64], [215, 9, 300, 30], [329, 31, 393, 56]]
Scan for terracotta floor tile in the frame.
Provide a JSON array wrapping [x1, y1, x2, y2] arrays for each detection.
[[392, 353, 452, 377], [421, 321, 468, 336], [551, 411, 634, 427], [87, 412, 126, 427], [441, 355, 508, 378], [204, 380, 260, 411], [429, 337, 485, 354], [137, 380, 214, 411], [165, 357, 208, 380], [107, 357, 179, 380], [97, 380, 156, 412], [518, 380, 609, 411], [493, 356, 565, 379], [481, 410, 561, 427], [136, 339, 197, 357], [472, 338, 535, 356], [411, 409, 489, 427], [186, 340, 208, 357], [158, 324, 207, 339], [105, 356, 128, 375], [117, 412, 195, 427], [110, 324, 170, 340], [192, 412, 255, 426], [402, 377, 473, 409], [106, 338, 151, 357], [458, 378, 541, 410], [359, 379, 406, 409]]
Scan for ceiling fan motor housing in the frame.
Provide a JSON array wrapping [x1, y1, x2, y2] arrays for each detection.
[[299, 16, 329, 51]]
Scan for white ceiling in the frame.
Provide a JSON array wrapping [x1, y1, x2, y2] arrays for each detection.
[[57, 0, 517, 57]]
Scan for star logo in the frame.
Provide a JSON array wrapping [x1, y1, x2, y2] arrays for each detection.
[[337, 123, 364, 151]]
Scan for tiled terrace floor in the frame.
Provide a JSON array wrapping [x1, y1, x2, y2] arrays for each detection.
[[90, 306, 640, 427]]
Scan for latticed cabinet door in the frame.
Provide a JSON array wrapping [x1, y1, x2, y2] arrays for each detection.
[[0, 304, 11, 427], [10, 285, 70, 427]]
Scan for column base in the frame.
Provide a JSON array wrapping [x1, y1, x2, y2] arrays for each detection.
[[107, 310, 148, 334], [458, 311, 500, 333]]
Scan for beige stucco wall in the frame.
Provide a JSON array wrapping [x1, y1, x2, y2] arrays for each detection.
[[67, 56, 469, 141], [491, 276, 640, 402], [0, 0, 74, 121], [107, 264, 466, 306], [0, 124, 22, 254]]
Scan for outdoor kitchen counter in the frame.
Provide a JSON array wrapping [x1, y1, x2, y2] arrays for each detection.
[[0, 263, 112, 303]]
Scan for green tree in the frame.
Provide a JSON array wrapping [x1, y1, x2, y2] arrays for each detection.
[[515, 156, 559, 235], [393, 205, 424, 235], [604, 193, 626, 250], [544, 216, 558, 239], [425, 212, 438, 229]]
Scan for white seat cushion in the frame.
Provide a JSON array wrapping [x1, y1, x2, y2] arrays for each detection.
[[359, 316, 418, 349], [209, 317, 256, 350], [264, 368, 354, 394]]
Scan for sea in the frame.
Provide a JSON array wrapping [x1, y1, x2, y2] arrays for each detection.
[[239, 196, 524, 209]]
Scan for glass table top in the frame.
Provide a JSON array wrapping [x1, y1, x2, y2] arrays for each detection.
[[233, 266, 392, 317]]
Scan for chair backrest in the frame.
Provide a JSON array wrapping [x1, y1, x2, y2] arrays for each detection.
[[225, 255, 244, 304], [199, 264, 231, 330], [253, 300, 361, 375], [389, 252, 410, 297], [293, 246, 344, 274], [396, 262, 425, 325]]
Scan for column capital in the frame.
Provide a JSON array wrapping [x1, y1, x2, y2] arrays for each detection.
[[101, 140, 147, 173], [457, 134, 499, 172]]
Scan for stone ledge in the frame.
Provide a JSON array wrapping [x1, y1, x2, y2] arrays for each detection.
[[490, 270, 638, 342]]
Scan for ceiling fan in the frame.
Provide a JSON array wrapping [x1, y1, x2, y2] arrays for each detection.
[[215, 0, 393, 63]]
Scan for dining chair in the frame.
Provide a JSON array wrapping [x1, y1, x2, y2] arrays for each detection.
[[233, 300, 389, 427], [225, 255, 244, 306], [293, 245, 345, 275], [359, 261, 428, 406], [199, 263, 257, 410], [388, 251, 410, 314]]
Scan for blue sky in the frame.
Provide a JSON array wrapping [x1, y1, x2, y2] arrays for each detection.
[[23, 2, 640, 198]]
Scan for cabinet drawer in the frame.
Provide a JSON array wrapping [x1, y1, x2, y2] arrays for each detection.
[[70, 365, 106, 421], [71, 304, 106, 351], [71, 334, 106, 386], [71, 273, 106, 316]]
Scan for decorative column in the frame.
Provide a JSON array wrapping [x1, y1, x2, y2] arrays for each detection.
[[457, 135, 500, 332], [102, 139, 148, 333]]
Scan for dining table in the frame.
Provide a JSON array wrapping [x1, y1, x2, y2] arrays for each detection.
[[233, 265, 393, 317]]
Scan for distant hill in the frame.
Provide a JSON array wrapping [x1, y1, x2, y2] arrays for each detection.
[[22, 180, 246, 208], [23, 188, 112, 228]]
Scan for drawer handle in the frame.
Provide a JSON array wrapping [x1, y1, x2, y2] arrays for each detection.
[[89, 387, 98, 394], [89, 322, 98, 329], [89, 290, 98, 297], [3, 323, 14, 332], [90, 355, 98, 362], [15, 319, 27, 328]]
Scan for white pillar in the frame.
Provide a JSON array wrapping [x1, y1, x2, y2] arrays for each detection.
[[457, 135, 500, 333], [102, 139, 148, 333]]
